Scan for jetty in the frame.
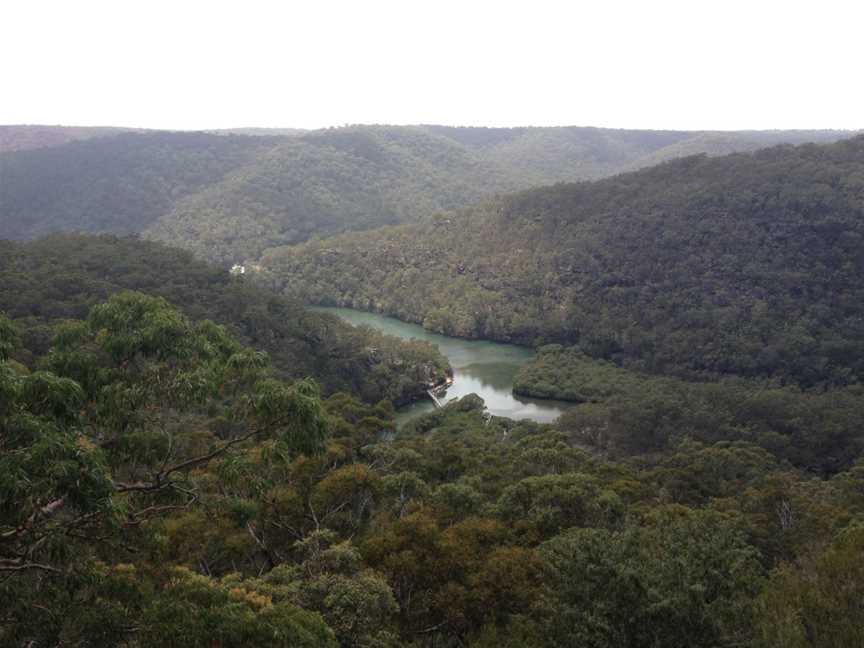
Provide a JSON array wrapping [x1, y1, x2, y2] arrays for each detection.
[[427, 389, 444, 408], [426, 376, 453, 408]]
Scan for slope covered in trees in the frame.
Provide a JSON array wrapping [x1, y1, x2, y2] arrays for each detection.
[[1, 125, 856, 264], [0, 124, 132, 153], [3, 134, 864, 645], [262, 135, 864, 390], [3, 306, 863, 646], [145, 127, 523, 263], [0, 234, 449, 405], [420, 125, 854, 182], [0, 132, 279, 242], [514, 345, 864, 473]]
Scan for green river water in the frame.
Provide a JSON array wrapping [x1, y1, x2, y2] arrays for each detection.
[[313, 307, 574, 426]]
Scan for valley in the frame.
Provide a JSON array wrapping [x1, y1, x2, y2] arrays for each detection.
[[313, 307, 575, 424], [1, 124, 857, 264], [264, 136, 864, 390], [3, 123, 864, 648]]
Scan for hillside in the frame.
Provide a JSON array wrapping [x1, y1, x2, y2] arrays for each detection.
[[420, 125, 854, 182], [0, 234, 449, 405], [144, 126, 522, 263], [0, 132, 278, 242], [6, 293, 864, 646], [4, 133, 864, 648], [513, 344, 864, 471], [262, 136, 864, 389], [0, 124, 132, 153], [1, 125, 857, 264]]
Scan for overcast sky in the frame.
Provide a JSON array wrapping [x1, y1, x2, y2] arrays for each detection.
[[3, 0, 862, 131]]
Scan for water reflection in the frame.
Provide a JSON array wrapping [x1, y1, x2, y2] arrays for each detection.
[[457, 362, 519, 391], [312, 307, 574, 425]]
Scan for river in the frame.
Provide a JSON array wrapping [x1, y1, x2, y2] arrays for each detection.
[[312, 307, 574, 426]]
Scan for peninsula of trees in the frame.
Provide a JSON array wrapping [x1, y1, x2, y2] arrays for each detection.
[[2, 124, 864, 647]]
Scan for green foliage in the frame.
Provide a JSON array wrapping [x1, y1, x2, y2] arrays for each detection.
[[0, 131, 274, 243], [1, 313, 861, 648], [266, 136, 864, 390], [0, 312, 18, 360], [0, 124, 129, 153], [138, 567, 337, 648], [497, 473, 615, 542], [0, 293, 348, 644], [69, 564, 339, 648], [5, 126, 864, 643], [285, 531, 400, 646], [541, 508, 764, 648], [754, 523, 864, 648], [247, 378, 329, 455], [0, 234, 450, 406], [0, 332, 115, 585], [1, 126, 853, 263], [514, 344, 650, 402], [522, 345, 864, 472]]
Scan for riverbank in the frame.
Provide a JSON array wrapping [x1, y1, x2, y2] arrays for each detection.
[[311, 306, 575, 425]]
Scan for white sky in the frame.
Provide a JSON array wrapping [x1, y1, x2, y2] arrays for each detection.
[[2, 0, 862, 131]]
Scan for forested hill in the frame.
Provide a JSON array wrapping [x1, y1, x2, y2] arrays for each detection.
[[6, 279, 864, 645], [143, 127, 523, 263], [5, 132, 864, 648], [0, 234, 449, 405], [0, 132, 280, 243], [1, 125, 856, 264], [262, 135, 864, 389], [418, 125, 855, 183], [0, 124, 133, 153]]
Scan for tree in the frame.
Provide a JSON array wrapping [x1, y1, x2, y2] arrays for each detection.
[[541, 507, 764, 648], [754, 523, 864, 648]]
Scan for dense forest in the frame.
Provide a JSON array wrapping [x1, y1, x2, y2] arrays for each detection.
[[2, 305, 863, 645], [419, 125, 855, 183], [514, 345, 864, 473], [0, 125, 133, 153], [3, 123, 864, 646], [0, 132, 279, 245], [1, 125, 856, 264], [263, 135, 864, 390], [0, 234, 449, 405]]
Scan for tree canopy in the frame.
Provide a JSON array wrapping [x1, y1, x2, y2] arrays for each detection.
[[1, 125, 854, 263], [0, 234, 450, 406], [264, 136, 864, 390]]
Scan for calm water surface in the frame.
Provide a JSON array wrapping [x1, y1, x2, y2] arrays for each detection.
[[313, 307, 574, 425]]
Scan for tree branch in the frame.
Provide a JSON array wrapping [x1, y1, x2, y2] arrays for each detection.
[[0, 559, 61, 574], [114, 422, 275, 493]]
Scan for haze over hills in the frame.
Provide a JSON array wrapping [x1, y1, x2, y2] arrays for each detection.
[[5, 122, 864, 647], [0, 124, 135, 153], [9, 0, 864, 640], [0, 124, 857, 263], [262, 135, 864, 389], [417, 125, 856, 182], [0, 131, 279, 247]]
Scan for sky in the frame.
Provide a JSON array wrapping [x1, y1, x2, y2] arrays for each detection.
[[3, 0, 863, 132]]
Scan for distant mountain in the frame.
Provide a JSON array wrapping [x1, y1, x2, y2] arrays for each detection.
[[418, 125, 856, 182], [261, 135, 864, 389], [1, 124, 857, 264], [207, 127, 309, 137], [0, 131, 278, 241], [145, 126, 524, 263], [0, 124, 133, 153]]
